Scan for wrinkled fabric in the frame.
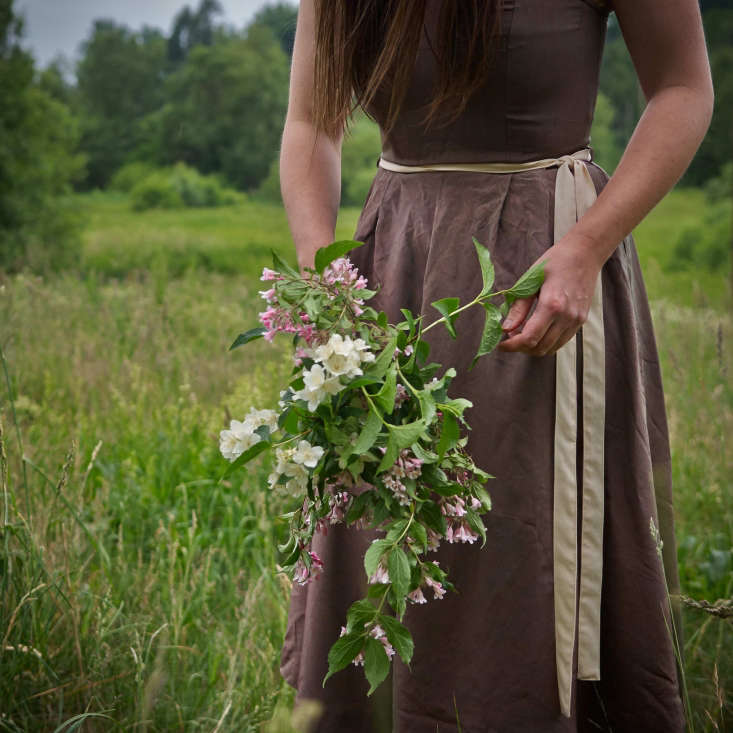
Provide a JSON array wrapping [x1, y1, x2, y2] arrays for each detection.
[[280, 1, 684, 731]]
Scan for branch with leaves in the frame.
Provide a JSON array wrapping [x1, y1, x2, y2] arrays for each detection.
[[219, 237, 544, 693]]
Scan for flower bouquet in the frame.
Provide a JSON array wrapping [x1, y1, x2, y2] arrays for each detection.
[[219, 238, 543, 694]]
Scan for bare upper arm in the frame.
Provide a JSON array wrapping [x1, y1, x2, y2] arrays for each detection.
[[612, 0, 714, 109], [286, 0, 318, 125]]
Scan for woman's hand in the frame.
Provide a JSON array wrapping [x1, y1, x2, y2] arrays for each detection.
[[497, 233, 604, 357]]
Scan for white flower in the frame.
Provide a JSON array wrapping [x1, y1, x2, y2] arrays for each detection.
[[292, 439, 325, 468], [219, 418, 262, 461], [219, 429, 241, 461]]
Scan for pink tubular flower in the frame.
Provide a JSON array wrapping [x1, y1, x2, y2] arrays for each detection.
[[260, 267, 281, 281], [368, 564, 390, 585], [408, 587, 427, 604], [425, 575, 446, 600], [293, 550, 325, 585]]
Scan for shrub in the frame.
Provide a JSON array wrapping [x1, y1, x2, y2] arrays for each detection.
[[129, 163, 244, 211], [108, 161, 156, 192]]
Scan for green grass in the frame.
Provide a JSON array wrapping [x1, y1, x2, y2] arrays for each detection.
[[0, 189, 730, 730]]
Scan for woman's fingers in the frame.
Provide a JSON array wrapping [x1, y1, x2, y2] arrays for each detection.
[[499, 299, 554, 353], [502, 296, 535, 333], [533, 322, 579, 357]]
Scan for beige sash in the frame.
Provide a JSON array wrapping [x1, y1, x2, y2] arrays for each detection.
[[378, 148, 605, 718]]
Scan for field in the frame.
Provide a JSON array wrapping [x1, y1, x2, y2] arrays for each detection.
[[0, 190, 730, 731]]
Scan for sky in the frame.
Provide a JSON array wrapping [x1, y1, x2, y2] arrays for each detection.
[[16, 0, 286, 69]]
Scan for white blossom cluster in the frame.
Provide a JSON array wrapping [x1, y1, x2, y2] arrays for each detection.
[[267, 439, 325, 493], [291, 333, 375, 411], [219, 407, 279, 461]]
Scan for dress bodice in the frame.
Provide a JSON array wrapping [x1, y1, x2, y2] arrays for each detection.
[[367, 0, 613, 164]]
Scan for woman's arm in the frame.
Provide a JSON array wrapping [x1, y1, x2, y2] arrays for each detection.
[[280, 0, 343, 273], [499, 0, 714, 356]]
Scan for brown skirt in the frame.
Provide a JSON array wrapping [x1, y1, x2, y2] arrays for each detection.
[[279, 164, 685, 733]]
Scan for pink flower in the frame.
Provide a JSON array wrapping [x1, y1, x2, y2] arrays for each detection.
[[408, 587, 427, 604], [425, 575, 446, 600], [368, 564, 390, 585], [260, 267, 281, 281], [293, 550, 325, 585], [395, 384, 410, 408], [426, 528, 441, 552], [258, 287, 277, 303]]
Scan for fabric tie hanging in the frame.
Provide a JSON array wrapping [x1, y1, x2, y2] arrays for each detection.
[[377, 147, 606, 718]]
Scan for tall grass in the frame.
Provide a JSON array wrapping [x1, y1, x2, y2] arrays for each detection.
[[0, 191, 730, 729]]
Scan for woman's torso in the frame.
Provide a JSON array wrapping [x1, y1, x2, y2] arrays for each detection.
[[367, 0, 612, 165]]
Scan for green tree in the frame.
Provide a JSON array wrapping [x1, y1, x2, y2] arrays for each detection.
[[590, 91, 622, 174], [150, 25, 289, 190], [684, 9, 733, 184], [76, 21, 168, 188], [168, 0, 223, 63], [0, 0, 85, 272], [251, 2, 298, 58]]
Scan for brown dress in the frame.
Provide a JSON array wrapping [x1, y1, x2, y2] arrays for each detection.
[[280, 1, 686, 731]]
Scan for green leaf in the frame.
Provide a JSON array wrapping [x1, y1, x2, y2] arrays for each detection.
[[472, 237, 495, 297], [277, 407, 300, 434], [229, 326, 266, 350], [399, 308, 416, 338], [408, 522, 428, 551], [345, 491, 372, 524], [271, 250, 299, 278], [314, 239, 365, 273], [505, 260, 545, 303], [386, 419, 427, 451], [218, 439, 270, 482], [470, 302, 503, 370], [436, 411, 459, 459], [387, 547, 411, 599], [323, 633, 364, 686], [377, 432, 399, 472], [363, 637, 391, 695], [411, 442, 439, 464], [430, 297, 461, 339], [465, 507, 487, 548], [474, 486, 492, 512], [366, 336, 398, 379], [352, 410, 383, 456], [364, 539, 391, 578], [346, 599, 377, 633], [379, 615, 414, 664], [437, 397, 473, 416], [415, 338, 430, 365], [373, 365, 397, 414], [385, 519, 409, 543], [417, 389, 436, 424]]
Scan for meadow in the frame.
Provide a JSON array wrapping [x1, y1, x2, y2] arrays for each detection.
[[0, 189, 730, 731]]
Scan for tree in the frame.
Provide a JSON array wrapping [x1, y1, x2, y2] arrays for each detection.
[[150, 25, 289, 190], [0, 0, 85, 272], [76, 21, 168, 187], [168, 0, 223, 63], [251, 2, 298, 58]]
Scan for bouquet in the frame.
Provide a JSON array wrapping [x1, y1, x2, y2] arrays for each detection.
[[219, 238, 543, 694]]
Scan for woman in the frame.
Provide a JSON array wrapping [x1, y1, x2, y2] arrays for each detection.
[[277, 1, 713, 731]]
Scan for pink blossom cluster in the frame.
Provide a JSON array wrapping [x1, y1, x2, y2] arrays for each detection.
[[321, 257, 368, 316], [339, 623, 395, 665], [322, 257, 368, 291], [380, 448, 423, 506], [258, 304, 318, 344], [440, 496, 481, 544], [293, 550, 324, 585], [315, 490, 352, 535]]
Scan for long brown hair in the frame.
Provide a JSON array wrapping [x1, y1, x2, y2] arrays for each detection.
[[313, 0, 504, 138]]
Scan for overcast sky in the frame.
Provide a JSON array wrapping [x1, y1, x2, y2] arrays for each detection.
[[16, 0, 290, 68]]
